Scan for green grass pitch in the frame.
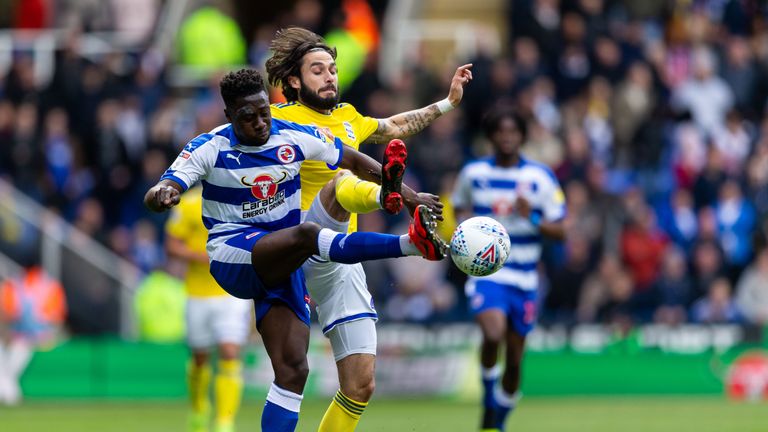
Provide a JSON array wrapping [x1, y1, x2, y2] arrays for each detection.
[[1, 396, 767, 431]]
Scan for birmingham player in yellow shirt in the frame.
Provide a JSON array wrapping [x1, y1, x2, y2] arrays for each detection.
[[266, 27, 472, 431], [165, 187, 253, 432]]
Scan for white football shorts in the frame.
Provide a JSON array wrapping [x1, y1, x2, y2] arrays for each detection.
[[186, 295, 253, 349], [302, 194, 378, 338]]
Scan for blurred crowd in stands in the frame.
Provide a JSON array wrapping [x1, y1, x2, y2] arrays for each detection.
[[2, 0, 768, 334]]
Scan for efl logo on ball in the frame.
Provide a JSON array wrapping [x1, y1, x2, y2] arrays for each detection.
[[450, 216, 511, 277]]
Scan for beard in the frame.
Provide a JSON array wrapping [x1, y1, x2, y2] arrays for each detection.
[[299, 81, 339, 111]]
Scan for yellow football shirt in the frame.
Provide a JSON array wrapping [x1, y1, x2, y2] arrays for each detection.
[[270, 102, 379, 233], [165, 187, 226, 297]]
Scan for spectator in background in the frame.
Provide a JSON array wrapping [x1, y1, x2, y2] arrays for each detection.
[[657, 188, 698, 253], [711, 110, 753, 177], [720, 36, 758, 116], [671, 114, 708, 190], [690, 236, 727, 298], [513, 37, 547, 89], [691, 277, 742, 324], [611, 61, 656, 167], [577, 254, 625, 323], [134, 267, 185, 343], [714, 179, 756, 280], [8, 101, 41, 197], [109, 0, 159, 45], [131, 220, 163, 274], [653, 246, 694, 325], [177, 6, 246, 68], [384, 251, 455, 323], [0, 101, 17, 180], [596, 264, 635, 329], [0, 265, 67, 405], [692, 147, 727, 211], [620, 202, 668, 292], [735, 248, 768, 325], [545, 232, 592, 324], [671, 46, 733, 136], [582, 77, 614, 165], [746, 138, 768, 217], [562, 180, 602, 248]]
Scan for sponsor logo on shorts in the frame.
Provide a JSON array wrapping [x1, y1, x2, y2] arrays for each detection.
[[471, 293, 484, 310]]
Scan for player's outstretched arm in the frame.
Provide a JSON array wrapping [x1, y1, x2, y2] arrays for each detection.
[[338, 144, 444, 220], [365, 64, 473, 144], [144, 180, 183, 212]]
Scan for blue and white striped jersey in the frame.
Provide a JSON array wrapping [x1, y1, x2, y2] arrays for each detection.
[[160, 119, 343, 244], [452, 157, 565, 291]]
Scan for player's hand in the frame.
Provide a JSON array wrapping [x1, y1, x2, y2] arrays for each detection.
[[153, 185, 180, 211], [405, 192, 444, 221], [447, 64, 473, 107], [514, 196, 532, 219]]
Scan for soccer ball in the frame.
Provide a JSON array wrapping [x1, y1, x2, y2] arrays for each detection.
[[449, 217, 511, 277]]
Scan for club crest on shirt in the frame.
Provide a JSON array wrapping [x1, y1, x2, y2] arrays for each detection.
[[277, 145, 296, 164], [492, 198, 514, 217], [343, 122, 356, 142], [313, 126, 335, 145]]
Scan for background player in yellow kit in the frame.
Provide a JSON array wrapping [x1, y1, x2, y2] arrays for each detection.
[[265, 27, 472, 431], [165, 186, 253, 432]]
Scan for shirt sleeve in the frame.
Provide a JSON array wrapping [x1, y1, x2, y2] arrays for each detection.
[[541, 175, 566, 222], [451, 167, 473, 210], [292, 127, 344, 168], [160, 135, 217, 190], [343, 104, 379, 144]]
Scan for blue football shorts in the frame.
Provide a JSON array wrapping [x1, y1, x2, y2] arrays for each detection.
[[208, 229, 311, 327], [466, 279, 538, 336]]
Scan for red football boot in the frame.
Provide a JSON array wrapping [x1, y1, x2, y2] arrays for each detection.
[[380, 139, 407, 214], [408, 205, 448, 261]]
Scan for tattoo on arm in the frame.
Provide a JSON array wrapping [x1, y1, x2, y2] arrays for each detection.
[[366, 104, 441, 143]]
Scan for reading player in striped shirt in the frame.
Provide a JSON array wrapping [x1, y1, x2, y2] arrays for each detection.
[[144, 69, 446, 432], [452, 109, 565, 432]]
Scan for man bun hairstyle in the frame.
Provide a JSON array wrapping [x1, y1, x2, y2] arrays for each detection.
[[220, 68, 266, 107], [265, 27, 337, 102]]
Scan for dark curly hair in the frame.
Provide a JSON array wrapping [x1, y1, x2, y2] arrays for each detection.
[[219, 68, 267, 107], [482, 108, 528, 140], [265, 27, 337, 102]]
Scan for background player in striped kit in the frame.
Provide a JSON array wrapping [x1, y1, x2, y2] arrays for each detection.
[[265, 27, 472, 432], [451, 108, 566, 432], [144, 69, 445, 432]]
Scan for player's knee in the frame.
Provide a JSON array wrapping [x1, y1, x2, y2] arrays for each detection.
[[191, 351, 209, 366], [296, 222, 321, 247], [218, 344, 240, 360], [358, 377, 376, 402], [484, 329, 505, 345], [275, 357, 309, 388]]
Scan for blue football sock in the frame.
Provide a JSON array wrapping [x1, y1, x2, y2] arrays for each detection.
[[325, 231, 405, 264], [493, 387, 521, 430], [262, 383, 302, 432]]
